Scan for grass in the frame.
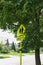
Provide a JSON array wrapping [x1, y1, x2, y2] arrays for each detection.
[[9, 50, 19, 56], [9, 51, 35, 56], [22, 50, 43, 55], [0, 50, 43, 58], [0, 55, 10, 58], [22, 51, 35, 55], [0, 51, 19, 59]]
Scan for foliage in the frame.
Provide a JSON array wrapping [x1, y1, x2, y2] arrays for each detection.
[[0, 42, 3, 51], [0, 42, 9, 53], [1, 46, 9, 53], [11, 42, 16, 51], [0, 0, 43, 49], [0, 0, 43, 65], [9, 50, 19, 55]]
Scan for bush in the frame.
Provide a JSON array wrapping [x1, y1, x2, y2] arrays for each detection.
[[0, 42, 9, 54], [0, 42, 3, 52], [1, 46, 9, 53]]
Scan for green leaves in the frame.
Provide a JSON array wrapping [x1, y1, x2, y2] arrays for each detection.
[[0, 0, 43, 51]]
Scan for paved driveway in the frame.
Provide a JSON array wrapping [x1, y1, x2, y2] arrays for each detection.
[[0, 54, 43, 65]]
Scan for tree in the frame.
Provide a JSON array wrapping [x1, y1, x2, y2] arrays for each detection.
[[18, 42, 30, 53], [11, 42, 16, 51], [5, 39, 9, 48], [0, 0, 43, 65]]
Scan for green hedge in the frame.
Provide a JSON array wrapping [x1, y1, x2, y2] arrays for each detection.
[[0, 42, 9, 54]]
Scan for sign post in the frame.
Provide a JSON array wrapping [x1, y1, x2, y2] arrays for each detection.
[[20, 42, 22, 65], [17, 24, 26, 65]]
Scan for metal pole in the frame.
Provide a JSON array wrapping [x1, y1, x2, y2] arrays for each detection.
[[20, 42, 22, 65]]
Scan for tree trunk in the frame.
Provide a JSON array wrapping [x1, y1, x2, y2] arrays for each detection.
[[35, 49, 41, 65]]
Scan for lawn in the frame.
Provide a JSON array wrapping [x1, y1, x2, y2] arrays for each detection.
[[0, 55, 10, 58], [0, 50, 43, 59], [0, 51, 19, 58], [9, 51, 19, 55]]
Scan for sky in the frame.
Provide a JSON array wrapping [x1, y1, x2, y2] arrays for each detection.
[[0, 29, 19, 44]]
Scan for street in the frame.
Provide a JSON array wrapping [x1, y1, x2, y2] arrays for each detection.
[[0, 54, 43, 65]]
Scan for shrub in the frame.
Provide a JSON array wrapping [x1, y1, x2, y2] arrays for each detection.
[[1, 46, 9, 53]]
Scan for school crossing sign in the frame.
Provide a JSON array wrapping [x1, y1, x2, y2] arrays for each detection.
[[17, 24, 26, 41], [17, 24, 26, 65]]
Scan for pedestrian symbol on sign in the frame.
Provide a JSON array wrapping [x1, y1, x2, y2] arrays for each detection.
[[17, 24, 26, 41]]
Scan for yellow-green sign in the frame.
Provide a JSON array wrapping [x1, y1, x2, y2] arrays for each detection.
[[17, 24, 26, 41], [17, 24, 26, 65]]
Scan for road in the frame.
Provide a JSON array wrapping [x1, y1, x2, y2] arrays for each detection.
[[0, 54, 43, 65]]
